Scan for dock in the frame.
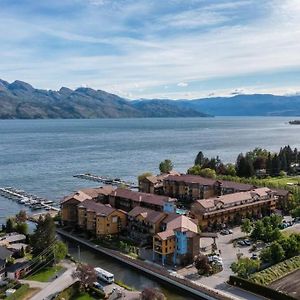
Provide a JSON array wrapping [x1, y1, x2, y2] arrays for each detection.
[[73, 173, 138, 189], [0, 187, 60, 213]]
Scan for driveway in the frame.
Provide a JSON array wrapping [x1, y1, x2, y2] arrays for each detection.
[[21, 261, 77, 300], [178, 227, 266, 300]]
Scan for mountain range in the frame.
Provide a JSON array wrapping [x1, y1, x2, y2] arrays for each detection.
[[1, 79, 300, 119]]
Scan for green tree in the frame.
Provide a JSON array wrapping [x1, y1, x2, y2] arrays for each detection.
[[31, 214, 56, 257], [241, 219, 252, 235], [269, 242, 285, 263], [15, 222, 28, 235], [198, 168, 217, 179], [269, 214, 283, 229], [291, 206, 300, 218], [231, 258, 260, 279], [53, 241, 68, 263], [224, 163, 237, 176], [6, 218, 15, 233], [187, 164, 202, 175], [195, 151, 205, 166], [159, 159, 173, 174], [251, 220, 265, 241]]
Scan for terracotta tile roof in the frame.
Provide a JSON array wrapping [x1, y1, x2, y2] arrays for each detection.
[[111, 188, 175, 207], [161, 213, 179, 224], [216, 180, 255, 191], [78, 199, 116, 216], [165, 175, 254, 191], [195, 188, 273, 211], [61, 185, 115, 204], [156, 230, 174, 240], [128, 206, 166, 224], [272, 188, 290, 196], [165, 174, 216, 186], [165, 215, 198, 233]]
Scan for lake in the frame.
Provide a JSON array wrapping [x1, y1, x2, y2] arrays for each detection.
[[0, 116, 299, 299]]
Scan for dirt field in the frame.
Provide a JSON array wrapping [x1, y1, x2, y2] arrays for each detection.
[[269, 269, 300, 299]]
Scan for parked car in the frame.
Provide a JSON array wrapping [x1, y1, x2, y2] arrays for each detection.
[[244, 239, 251, 246], [93, 282, 104, 291], [237, 240, 246, 246], [251, 253, 258, 260], [220, 229, 229, 235], [227, 229, 233, 234]]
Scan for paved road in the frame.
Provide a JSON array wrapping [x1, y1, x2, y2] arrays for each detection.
[[22, 261, 77, 300], [178, 227, 267, 300]]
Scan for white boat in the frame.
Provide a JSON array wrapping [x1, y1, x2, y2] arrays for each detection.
[[94, 267, 114, 283]]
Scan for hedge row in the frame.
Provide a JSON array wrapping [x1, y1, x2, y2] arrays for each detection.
[[228, 276, 296, 300], [249, 255, 300, 285]]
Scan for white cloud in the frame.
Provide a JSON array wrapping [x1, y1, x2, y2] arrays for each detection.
[[177, 82, 188, 87], [1, 0, 300, 99]]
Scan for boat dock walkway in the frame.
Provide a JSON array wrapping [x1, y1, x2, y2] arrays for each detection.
[[0, 187, 60, 213], [73, 173, 138, 189]]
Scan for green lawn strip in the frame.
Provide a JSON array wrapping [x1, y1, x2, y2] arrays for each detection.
[[27, 265, 63, 282], [6, 284, 29, 300], [249, 255, 300, 285], [72, 292, 95, 300], [115, 280, 135, 291]]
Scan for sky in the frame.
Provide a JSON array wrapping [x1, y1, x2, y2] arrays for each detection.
[[1, 0, 300, 99]]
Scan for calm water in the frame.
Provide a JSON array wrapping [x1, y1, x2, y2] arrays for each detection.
[[0, 117, 299, 299], [0, 117, 299, 220]]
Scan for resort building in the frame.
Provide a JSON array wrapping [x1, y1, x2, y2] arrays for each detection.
[[191, 187, 276, 231], [61, 186, 114, 225], [127, 206, 166, 244], [109, 188, 177, 212], [163, 174, 255, 202], [77, 199, 127, 236], [153, 215, 200, 266], [139, 171, 180, 194]]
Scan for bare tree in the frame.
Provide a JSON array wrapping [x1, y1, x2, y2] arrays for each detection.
[[72, 263, 97, 290], [140, 288, 166, 300]]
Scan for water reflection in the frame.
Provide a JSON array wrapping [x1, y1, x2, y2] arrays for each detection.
[[64, 239, 196, 300]]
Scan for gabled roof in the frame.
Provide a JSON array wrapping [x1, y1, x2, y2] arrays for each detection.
[[128, 206, 165, 224], [195, 187, 273, 210], [61, 186, 115, 204], [156, 230, 174, 240], [111, 188, 175, 207], [165, 174, 216, 186], [0, 246, 12, 260], [165, 215, 198, 233], [78, 199, 117, 217]]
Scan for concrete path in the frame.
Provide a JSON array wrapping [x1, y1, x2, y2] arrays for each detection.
[[21, 261, 77, 300]]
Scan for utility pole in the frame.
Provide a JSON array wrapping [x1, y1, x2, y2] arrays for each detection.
[[78, 245, 81, 261]]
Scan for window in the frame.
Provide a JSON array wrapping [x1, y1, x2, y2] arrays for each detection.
[[112, 216, 118, 223]]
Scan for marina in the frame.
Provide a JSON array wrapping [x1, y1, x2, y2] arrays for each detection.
[[0, 187, 60, 212], [74, 173, 139, 189]]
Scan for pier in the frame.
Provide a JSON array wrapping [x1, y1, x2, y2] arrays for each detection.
[[73, 173, 138, 189], [0, 187, 60, 213]]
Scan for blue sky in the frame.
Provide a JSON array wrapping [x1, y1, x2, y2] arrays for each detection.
[[1, 0, 300, 99]]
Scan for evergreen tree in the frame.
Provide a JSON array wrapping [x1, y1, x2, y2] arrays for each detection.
[[195, 151, 205, 166], [31, 214, 56, 257]]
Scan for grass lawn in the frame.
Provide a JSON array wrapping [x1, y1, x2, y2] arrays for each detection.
[[72, 293, 95, 300], [6, 284, 39, 300], [27, 265, 63, 282]]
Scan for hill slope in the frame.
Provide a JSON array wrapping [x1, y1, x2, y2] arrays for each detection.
[[177, 94, 300, 116], [0, 79, 209, 119]]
